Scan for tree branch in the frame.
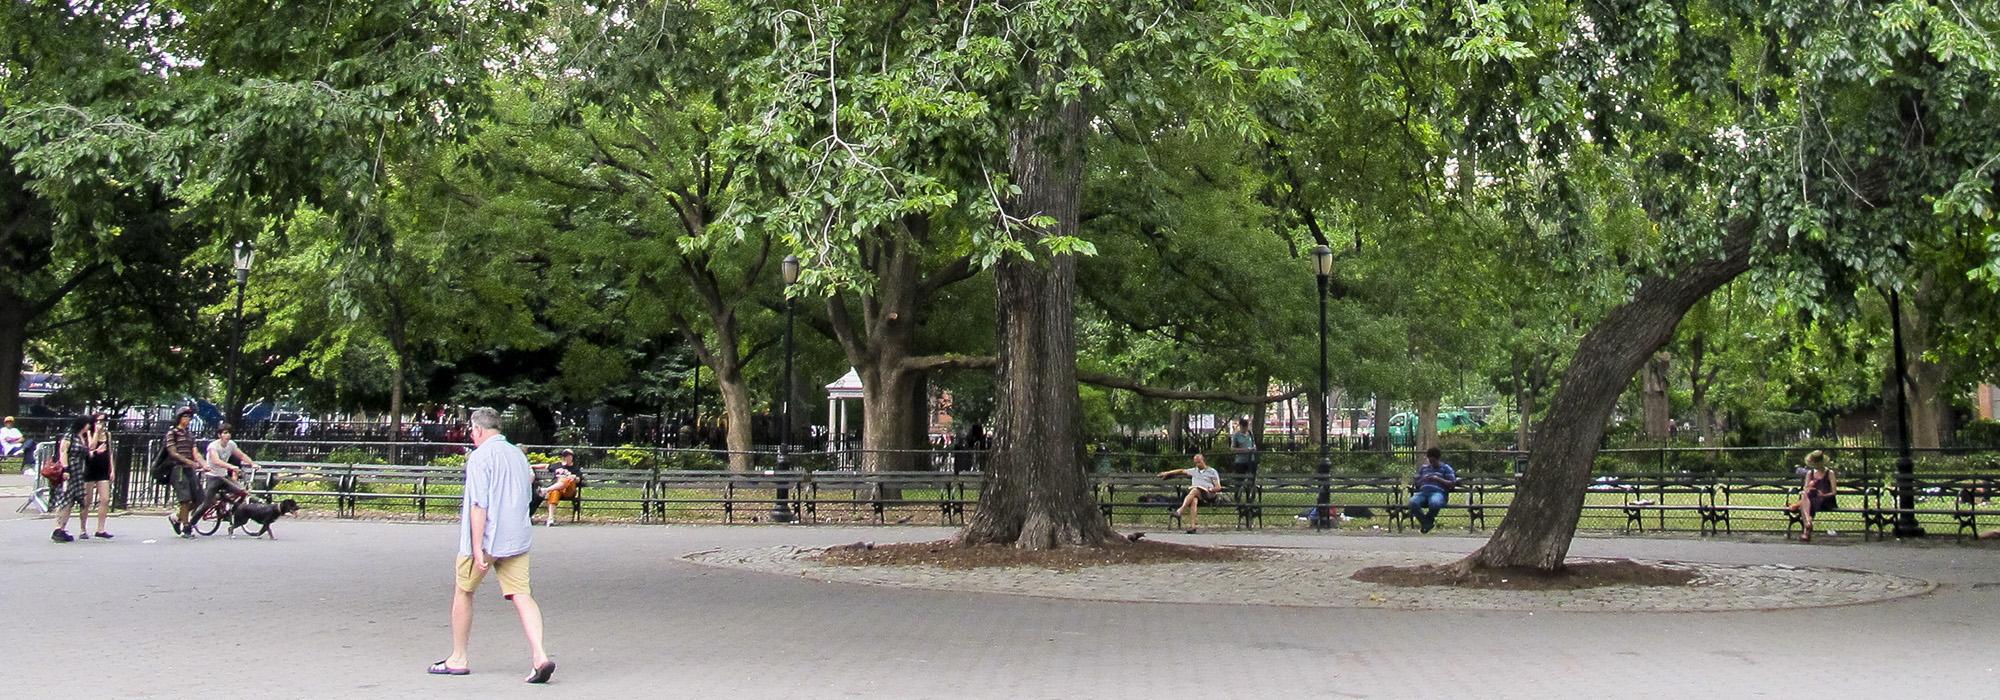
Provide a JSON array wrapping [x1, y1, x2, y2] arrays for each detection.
[[901, 355, 1305, 404]]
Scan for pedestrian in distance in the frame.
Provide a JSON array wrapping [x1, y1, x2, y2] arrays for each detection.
[[431, 407, 555, 684]]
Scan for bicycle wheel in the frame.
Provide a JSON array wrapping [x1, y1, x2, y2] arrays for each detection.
[[193, 504, 225, 536]]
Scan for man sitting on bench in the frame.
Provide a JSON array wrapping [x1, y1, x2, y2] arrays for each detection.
[[1158, 454, 1223, 535], [1408, 447, 1459, 534]]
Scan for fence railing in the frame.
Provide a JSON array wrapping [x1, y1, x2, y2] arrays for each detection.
[[70, 442, 2000, 538]]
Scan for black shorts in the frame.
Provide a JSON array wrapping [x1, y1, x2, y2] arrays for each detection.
[[1195, 489, 1220, 506], [173, 468, 203, 504]]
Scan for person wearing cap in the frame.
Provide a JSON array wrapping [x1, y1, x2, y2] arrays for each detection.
[[1785, 450, 1838, 542], [0, 415, 23, 459], [163, 407, 207, 537]]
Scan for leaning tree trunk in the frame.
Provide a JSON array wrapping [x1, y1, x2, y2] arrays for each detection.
[[1457, 228, 1752, 572], [960, 96, 1115, 550]]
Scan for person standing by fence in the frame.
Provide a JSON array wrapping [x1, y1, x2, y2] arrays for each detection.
[[78, 413, 115, 538]]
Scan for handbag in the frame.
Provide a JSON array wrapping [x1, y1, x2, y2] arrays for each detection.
[[39, 459, 64, 482]]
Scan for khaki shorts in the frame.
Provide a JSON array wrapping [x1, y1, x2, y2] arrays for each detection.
[[455, 554, 532, 599]]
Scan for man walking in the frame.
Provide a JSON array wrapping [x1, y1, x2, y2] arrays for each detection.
[[163, 408, 206, 538], [430, 407, 555, 684]]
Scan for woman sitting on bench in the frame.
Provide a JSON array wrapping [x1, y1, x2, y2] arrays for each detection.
[[1785, 450, 1837, 542]]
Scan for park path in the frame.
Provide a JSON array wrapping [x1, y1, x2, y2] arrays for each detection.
[[4, 503, 1999, 699]]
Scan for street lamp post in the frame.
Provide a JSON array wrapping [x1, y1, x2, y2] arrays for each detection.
[[1888, 290, 1924, 537], [222, 241, 256, 426], [1313, 245, 1333, 529], [772, 255, 801, 523]]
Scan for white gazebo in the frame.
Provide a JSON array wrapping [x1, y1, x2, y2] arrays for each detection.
[[825, 369, 864, 465]]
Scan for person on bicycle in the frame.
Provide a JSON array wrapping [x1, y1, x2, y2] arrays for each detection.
[[187, 422, 257, 539]]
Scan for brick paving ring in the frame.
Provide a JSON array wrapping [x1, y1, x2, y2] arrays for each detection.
[[683, 546, 1936, 612]]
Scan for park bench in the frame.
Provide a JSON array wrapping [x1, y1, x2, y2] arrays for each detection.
[[1609, 474, 1715, 534], [1868, 474, 2000, 541], [1252, 474, 1405, 529], [339, 463, 464, 519], [553, 467, 656, 523], [247, 460, 356, 514], [1092, 473, 1250, 530], [1454, 474, 1516, 532], [655, 470, 804, 523], [802, 471, 976, 525]]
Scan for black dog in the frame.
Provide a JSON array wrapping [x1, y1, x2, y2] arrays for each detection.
[[228, 498, 300, 539]]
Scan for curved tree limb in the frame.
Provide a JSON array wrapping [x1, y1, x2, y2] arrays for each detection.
[[902, 354, 1306, 404]]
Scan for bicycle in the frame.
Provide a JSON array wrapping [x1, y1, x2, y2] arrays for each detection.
[[188, 480, 273, 538]]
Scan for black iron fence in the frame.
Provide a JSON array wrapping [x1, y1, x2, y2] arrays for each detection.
[[50, 440, 1997, 539]]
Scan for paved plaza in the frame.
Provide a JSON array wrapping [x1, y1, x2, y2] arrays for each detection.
[[7, 483, 2000, 698]]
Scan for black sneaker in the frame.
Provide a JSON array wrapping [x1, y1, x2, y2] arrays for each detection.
[[95, 532, 113, 539], [51, 529, 74, 543], [79, 531, 91, 539], [168, 516, 182, 535]]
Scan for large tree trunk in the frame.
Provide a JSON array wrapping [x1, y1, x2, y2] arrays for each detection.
[[1512, 353, 1534, 451], [1642, 352, 1673, 439], [1306, 390, 1327, 451], [1900, 289, 1948, 449], [1416, 397, 1441, 452], [714, 365, 756, 471], [1371, 396, 1391, 452], [389, 353, 407, 464], [1457, 228, 1752, 572], [0, 294, 27, 423], [856, 365, 924, 471], [960, 96, 1115, 550]]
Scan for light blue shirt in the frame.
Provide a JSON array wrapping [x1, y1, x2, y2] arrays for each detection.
[[459, 436, 534, 558]]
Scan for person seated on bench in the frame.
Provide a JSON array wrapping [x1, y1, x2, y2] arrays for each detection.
[[1407, 447, 1459, 534], [1784, 450, 1837, 542], [538, 464, 581, 527], [1158, 453, 1223, 535]]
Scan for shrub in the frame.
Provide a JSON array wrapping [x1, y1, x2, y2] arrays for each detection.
[[325, 447, 385, 465], [1960, 420, 2000, 448]]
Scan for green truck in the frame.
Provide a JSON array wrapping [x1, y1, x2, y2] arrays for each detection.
[[1387, 409, 1486, 448]]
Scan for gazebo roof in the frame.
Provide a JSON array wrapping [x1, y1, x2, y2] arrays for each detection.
[[825, 368, 864, 399]]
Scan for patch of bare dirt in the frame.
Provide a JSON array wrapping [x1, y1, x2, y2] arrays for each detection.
[[1351, 559, 1698, 591], [816, 536, 1263, 571]]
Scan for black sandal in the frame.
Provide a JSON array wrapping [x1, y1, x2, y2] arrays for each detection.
[[525, 660, 556, 684], [427, 660, 469, 676]]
